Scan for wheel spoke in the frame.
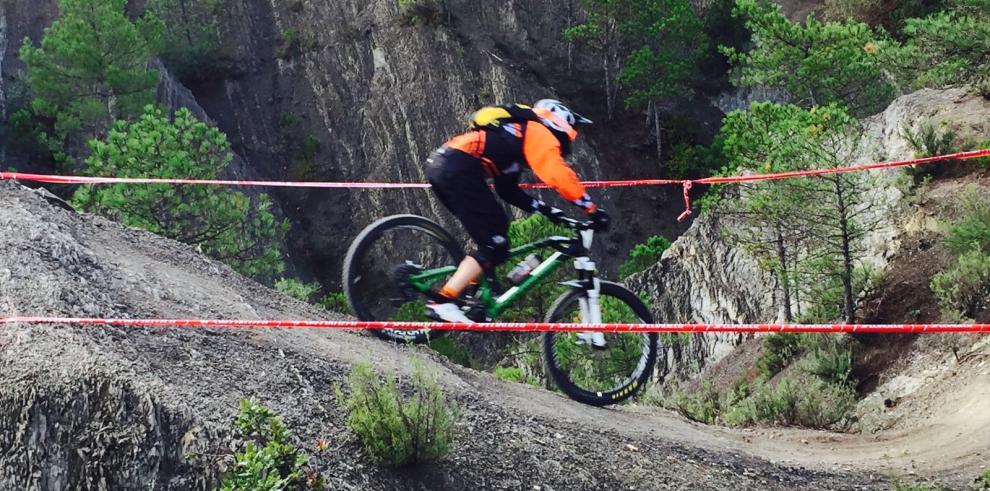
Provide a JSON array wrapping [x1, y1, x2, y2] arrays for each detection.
[[344, 217, 462, 343], [543, 284, 658, 405]]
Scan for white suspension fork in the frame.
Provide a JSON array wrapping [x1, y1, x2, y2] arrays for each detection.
[[586, 278, 602, 324], [575, 229, 598, 323], [575, 255, 605, 347]]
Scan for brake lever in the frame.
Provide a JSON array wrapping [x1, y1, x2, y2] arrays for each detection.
[[543, 208, 592, 231]]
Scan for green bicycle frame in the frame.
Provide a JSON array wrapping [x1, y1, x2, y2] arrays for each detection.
[[406, 237, 574, 318]]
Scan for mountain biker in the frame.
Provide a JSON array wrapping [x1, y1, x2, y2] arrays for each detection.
[[425, 99, 610, 323]]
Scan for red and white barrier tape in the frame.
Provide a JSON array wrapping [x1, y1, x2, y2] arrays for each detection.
[[4, 149, 987, 221], [2, 316, 989, 333], [0, 173, 433, 189], [0, 172, 683, 189], [674, 148, 990, 221]]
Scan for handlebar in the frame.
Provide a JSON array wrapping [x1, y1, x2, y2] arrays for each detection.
[[540, 208, 594, 231]]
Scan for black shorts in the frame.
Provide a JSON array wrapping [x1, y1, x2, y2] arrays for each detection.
[[426, 149, 510, 270]]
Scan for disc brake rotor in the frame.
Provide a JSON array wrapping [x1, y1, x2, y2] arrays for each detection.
[[390, 262, 424, 304]]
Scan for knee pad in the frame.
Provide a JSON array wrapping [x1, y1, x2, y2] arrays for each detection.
[[470, 234, 510, 271]]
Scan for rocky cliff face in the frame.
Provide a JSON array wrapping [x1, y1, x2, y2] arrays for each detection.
[[1, 0, 699, 286], [184, 0, 619, 285], [628, 213, 778, 377], [0, 0, 56, 167], [632, 87, 990, 381]]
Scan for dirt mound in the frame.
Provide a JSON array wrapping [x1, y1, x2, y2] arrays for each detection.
[[0, 183, 897, 490]]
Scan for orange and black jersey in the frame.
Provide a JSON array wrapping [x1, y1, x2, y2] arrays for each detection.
[[441, 118, 595, 212]]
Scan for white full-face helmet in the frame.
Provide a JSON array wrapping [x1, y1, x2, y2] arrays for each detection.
[[533, 99, 592, 140]]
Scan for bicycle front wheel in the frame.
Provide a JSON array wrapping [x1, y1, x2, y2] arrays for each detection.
[[342, 214, 464, 343], [543, 282, 658, 406]]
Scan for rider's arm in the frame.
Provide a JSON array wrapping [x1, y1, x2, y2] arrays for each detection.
[[523, 122, 597, 214], [493, 173, 540, 213]]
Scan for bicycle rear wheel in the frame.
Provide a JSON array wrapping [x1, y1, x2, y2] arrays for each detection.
[[343, 215, 464, 343], [543, 282, 658, 406]]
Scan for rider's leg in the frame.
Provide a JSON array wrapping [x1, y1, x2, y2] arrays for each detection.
[[439, 256, 483, 299], [425, 149, 510, 322]]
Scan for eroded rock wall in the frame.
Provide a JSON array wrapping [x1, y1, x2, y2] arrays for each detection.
[[0, 374, 220, 490], [3, 0, 678, 286], [185, 0, 616, 286], [633, 87, 990, 381]]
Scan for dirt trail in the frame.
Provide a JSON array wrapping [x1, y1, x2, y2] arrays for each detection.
[[478, 357, 990, 480], [1, 181, 987, 490]]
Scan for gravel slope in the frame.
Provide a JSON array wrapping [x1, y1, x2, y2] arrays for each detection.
[[0, 181, 902, 490]]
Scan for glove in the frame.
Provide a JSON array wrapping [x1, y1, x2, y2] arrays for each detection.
[[589, 209, 610, 232]]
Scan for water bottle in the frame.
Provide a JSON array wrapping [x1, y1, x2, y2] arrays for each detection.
[[507, 254, 542, 284]]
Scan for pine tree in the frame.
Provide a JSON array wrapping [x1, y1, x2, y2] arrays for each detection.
[[715, 103, 886, 322], [72, 106, 288, 279], [146, 0, 229, 84], [722, 0, 895, 116], [19, 0, 164, 155], [567, 0, 706, 157]]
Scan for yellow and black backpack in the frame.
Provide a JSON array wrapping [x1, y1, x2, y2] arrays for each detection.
[[469, 103, 540, 130], [468, 103, 572, 155]]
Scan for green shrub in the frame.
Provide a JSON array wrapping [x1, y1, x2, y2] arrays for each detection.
[[980, 468, 990, 489], [663, 372, 854, 429], [301, 135, 321, 161], [494, 366, 523, 382], [900, 119, 959, 184], [612, 0, 707, 110], [277, 29, 300, 58], [275, 278, 321, 303], [661, 332, 691, 348], [977, 76, 990, 99], [278, 111, 300, 129], [890, 4, 990, 92], [549, 296, 651, 393], [971, 139, 990, 167], [823, 0, 883, 22], [666, 142, 724, 179], [493, 366, 538, 386], [892, 481, 946, 491], [498, 214, 570, 322], [801, 336, 855, 385], [902, 120, 958, 159], [932, 186, 990, 320], [220, 399, 322, 490], [320, 292, 351, 314], [71, 106, 287, 279], [657, 378, 752, 425], [393, 300, 428, 322], [7, 77, 61, 162], [500, 337, 547, 387], [669, 381, 723, 425], [340, 363, 458, 466], [945, 186, 990, 255], [756, 333, 814, 379], [723, 0, 895, 115], [796, 262, 846, 323], [724, 375, 857, 428], [931, 247, 990, 320], [146, 0, 229, 84], [397, 0, 444, 26], [797, 261, 885, 324], [619, 235, 673, 279]]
